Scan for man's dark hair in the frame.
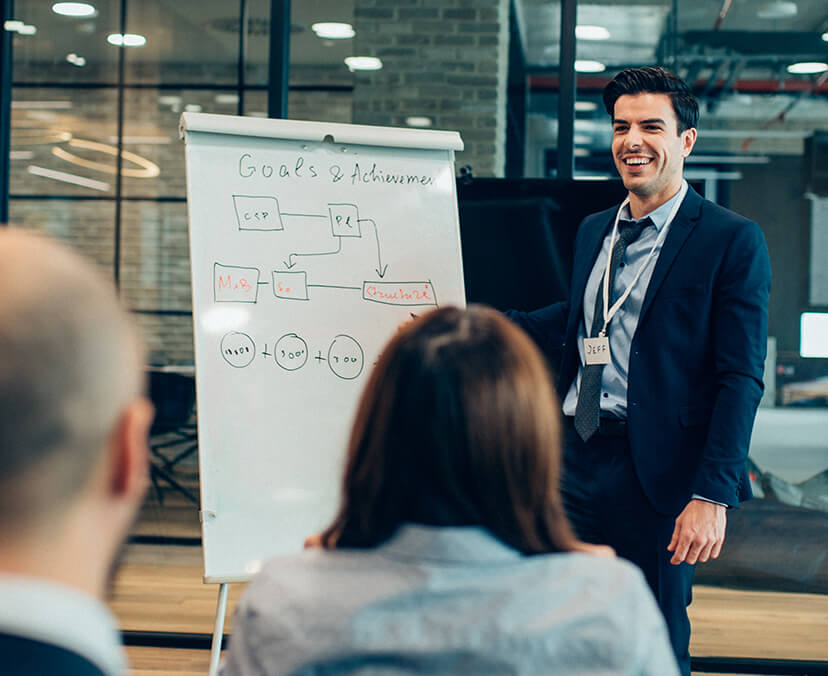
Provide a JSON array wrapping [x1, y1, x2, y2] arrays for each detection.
[[603, 66, 699, 133]]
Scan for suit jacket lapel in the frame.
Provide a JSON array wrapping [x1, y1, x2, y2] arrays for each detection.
[[567, 212, 615, 336], [638, 186, 704, 323]]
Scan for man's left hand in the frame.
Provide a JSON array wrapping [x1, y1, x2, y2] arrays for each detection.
[[667, 498, 726, 565]]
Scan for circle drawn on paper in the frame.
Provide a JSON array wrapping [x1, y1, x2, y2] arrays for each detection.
[[327, 334, 364, 380], [275, 333, 308, 371], [221, 331, 255, 368]]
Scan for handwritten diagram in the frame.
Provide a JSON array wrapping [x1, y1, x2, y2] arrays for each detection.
[[216, 197, 438, 308], [221, 330, 364, 380], [215, 195, 438, 376]]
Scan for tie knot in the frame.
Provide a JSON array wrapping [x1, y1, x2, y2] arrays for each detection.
[[618, 217, 651, 245]]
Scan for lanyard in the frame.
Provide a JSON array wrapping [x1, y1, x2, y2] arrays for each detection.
[[598, 189, 684, 336]]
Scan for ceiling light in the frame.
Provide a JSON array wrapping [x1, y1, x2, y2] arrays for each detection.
[[214, 93, 239, 104], [28, 165, 110, 192], [52, 138, 160, 178], [786, 61, 828, 74], [574, 60, 606, 73], [11, 100, 72, 109], [822, 31, 828, 42], [576, 25, 610, 41], [5, 20, 37, 35], [66, 53, 86, 66], [52, 2, 97, 17], [344, 56, 382, 72], [573, 134, 592, 145], [107, 33, 146, 47], [311, 22, 355, 40], [575, 100, 598, 112], [185, 104, 203, 113], [159, 95, 182, 106], [405, 116, 432, 128], [757, 1, 797, 19]]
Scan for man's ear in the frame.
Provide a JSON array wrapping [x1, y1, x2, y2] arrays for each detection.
[[109, 397, 154, 500], [681, 127, 698, 158]]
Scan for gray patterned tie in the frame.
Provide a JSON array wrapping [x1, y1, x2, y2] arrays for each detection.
[[574, 217, 652, 442]]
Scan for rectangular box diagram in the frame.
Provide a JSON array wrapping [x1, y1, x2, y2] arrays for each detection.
[[272, 270, 309, 300], [328, 203, 361, 238], [214, 263, 260, 303], [233, 195, 284, 231], [362, 281, 437, 306]]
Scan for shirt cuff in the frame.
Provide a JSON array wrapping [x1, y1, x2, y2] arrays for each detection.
[[691, 493, 729, 508]]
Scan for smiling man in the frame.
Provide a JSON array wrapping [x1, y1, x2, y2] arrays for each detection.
[[507, 67, 771, 674]]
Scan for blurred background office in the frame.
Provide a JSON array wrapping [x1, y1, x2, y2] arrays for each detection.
[[1, 1, 826, 674]]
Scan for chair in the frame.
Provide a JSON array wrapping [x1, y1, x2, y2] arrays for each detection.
[[147, 369, 199, 505]]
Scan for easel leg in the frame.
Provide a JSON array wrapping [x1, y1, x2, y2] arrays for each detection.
[[208, 583, 230, 676]]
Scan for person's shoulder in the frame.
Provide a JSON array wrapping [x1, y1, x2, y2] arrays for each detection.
[[0, 633, 107, 676], [241, 546, 411, 617], [582, 204, 617, 227], [531, 551, 647, 587], [696, 196, 760, 233]]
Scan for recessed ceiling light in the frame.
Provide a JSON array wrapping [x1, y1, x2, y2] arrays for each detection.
[[5, 20, 37, 35], [574, 60, 606, 73], [576, 25, 610, 41], [52, 2, 97, 17], [822, 31, 828, 42], [66, 53, 86, 66], [107, 33, 146, 47], [757, 1, 797, 19], [787, 61, 828, 74], [185, 104, 203, 113], [405, 116, 432, 128], [344, 56, 382, 72], [158, 95, 182, 106], [311, 22, 355, 40], [214, 93, 240, 105], [575, 100, 598, 112]]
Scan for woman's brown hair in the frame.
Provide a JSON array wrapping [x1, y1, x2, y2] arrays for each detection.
[[321, 305, 576, 555]]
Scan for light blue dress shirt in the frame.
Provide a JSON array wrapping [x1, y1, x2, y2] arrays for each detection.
[[562, 181, 689, 418], [221, 524, 679, 676]]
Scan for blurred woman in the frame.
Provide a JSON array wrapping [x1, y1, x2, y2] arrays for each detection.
[[222, 306, 678, 676]]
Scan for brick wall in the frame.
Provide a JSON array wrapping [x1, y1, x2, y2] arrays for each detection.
[[352, 0, 510, 177]]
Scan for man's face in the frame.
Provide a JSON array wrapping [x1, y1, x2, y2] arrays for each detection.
[[611, 92, 696, 202]]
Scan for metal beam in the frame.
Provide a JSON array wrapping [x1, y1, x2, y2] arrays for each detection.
[[237, 0, 248, 116], [268, 0, 290, 119], [557, 0, 576, 181], [0, 0, 14, 224], [113, 0, 126, 290]]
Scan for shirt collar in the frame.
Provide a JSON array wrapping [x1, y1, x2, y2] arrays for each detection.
[[378, 524, 523, 565], [0, 575, 126, 676], [620, 179, 688, 232]]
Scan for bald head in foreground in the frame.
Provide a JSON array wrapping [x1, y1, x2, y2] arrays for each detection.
[[0, 230, 154, 676]]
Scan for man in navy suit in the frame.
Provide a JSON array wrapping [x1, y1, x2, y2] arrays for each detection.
[[508, 67, 770, 675], [0, 231, 154, 675]]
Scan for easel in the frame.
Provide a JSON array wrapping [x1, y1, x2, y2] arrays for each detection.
[[208, 583, 230, 676]]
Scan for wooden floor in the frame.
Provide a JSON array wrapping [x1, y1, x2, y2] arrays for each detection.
[[118, 478, 828, 674]]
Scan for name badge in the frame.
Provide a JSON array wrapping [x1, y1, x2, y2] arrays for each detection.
[[584, 336, 610, 365]]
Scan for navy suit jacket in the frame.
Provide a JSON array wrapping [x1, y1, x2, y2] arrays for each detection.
[[0, 632, 107, 676], [509, 187, 771, 515]]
